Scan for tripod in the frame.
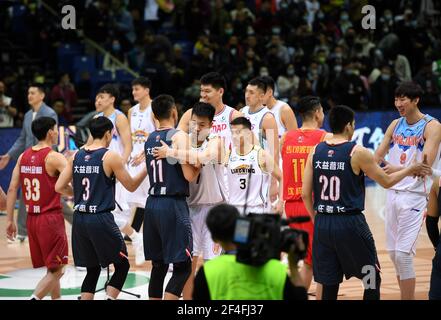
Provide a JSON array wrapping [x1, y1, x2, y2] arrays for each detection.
[[94, 266, 141, 299]]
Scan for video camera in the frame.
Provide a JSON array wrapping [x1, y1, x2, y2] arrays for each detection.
[[233, 213, 309, 266]]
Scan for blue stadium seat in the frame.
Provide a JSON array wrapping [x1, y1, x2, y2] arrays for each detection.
[[91, 70, 113, 95], [57, 43, 84, 73], [115, 69, 135, 84], [73, 56, 97, 83]]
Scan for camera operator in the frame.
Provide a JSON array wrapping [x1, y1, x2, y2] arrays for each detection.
[[192, 204, 308, 300]]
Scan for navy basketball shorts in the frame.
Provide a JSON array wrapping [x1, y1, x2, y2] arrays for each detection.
[[72, 211, 128, 267], [312, 213, 380, 286], [144, 196, 193, 264], [429, 240, 441, 300]]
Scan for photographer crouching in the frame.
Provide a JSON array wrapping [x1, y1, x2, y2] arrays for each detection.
[[192, 204, 308, 300]]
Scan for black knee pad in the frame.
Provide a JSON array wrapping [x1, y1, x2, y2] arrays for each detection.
[[322, 284, 340, 300], [108, 258, 130, 291], [81, 266, 101, 293], [149, 260, 169, 298], [165, 260, 192, 297]]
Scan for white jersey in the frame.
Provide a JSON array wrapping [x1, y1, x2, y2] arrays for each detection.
[[127, 103, 156, 207], [97, 109, 125, 155], [241, 105, 273, 149], [210, 104, 235, 150], [188, 135, 227, 206], [97, 109, 130, 212], [226, 145, 269, 210], [388, 114, 440, 194], [130, 103, 156, 160], [268, 100, 287, 138]]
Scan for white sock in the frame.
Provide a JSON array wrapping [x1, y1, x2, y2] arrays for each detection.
[[130, 231, 140, 242], [30, 294, 40, 300], [106, 295, 116, 300]]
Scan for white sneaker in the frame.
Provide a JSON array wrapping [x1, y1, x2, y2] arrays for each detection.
[[133, 235, 145, 266], [8, 235, 27, 244], [75, 266, 87, 272]]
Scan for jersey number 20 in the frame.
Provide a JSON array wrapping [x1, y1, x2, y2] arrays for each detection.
[[319, 175, 340, 201]]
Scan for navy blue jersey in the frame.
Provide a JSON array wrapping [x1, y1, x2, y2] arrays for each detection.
[[145, 129, 189, 196], [73, 148, 115, 213], [312, 141, 365, 214]]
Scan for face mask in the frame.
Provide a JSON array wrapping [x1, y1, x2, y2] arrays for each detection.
[[345, 69, 353, 75], [280, 2, 288, 9], [353, 69, 360, 76], [112, 43, 121, 51], [341, 14, 349, 21], [310, 69, 318, 75], [225, 29, 233, 36], [381, 74, 390, 81], [287, 68, 295, 76], [236, 83, 242, 90], [335, 53, 343, 59], [272, 27, 281, 34], [260, 71, 269, 77], [318, 12, 324, 20], [230, 48, 237, 55], [385, 15, 392, 20], [318, 56, 326, 64], [334, 65, 342, 73]]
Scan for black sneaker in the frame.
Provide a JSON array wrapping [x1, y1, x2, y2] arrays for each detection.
[[124, 235, 132, 242]]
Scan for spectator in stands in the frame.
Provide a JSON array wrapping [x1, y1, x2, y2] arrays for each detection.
[[332, 59, 367, 110], [83, 0, 111, 45], [52, 99, 69, 127], [370, 65, 399, 109], [210, 0, 231, 37], [110, 0, 136, 51], [50, 73, 77, 124], [414, 59, 441, 106], [76, 71, 93, 101], [0, 81, 17, 128], [119, 98, 132, 116], [277, 64, 299, 100], [103, 39, 129, 75]]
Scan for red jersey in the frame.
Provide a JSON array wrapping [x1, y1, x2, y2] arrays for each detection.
[[282, 129, 326, 201], [19, 147, 61, 215]]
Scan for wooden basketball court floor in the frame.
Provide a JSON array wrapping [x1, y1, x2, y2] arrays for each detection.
[[0, 184, 435, 300]]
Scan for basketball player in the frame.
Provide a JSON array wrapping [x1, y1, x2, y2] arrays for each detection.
[[6, 117, 69, 300], [153, 102, 227, 299], [178, 72, 242, 150], [226, 117, 283, 215], [144, 95, 200, 300], [260, 75, 298, 137], [374, 82, 441, 300], [55, 116, 147, 300], [241, 77, 280, 207], [125, 77, 156, 264], [0, 186, 6, 211], [426, 171, 441, 300], [93, 84, 144, 264], [281, 96, 332, 292], [302, 105, 431, 300]]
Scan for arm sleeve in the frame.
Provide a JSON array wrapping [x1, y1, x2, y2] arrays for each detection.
[[426, 215, 440, 249], [192, 266, 211, 300], [283, 275, 308, 300]]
